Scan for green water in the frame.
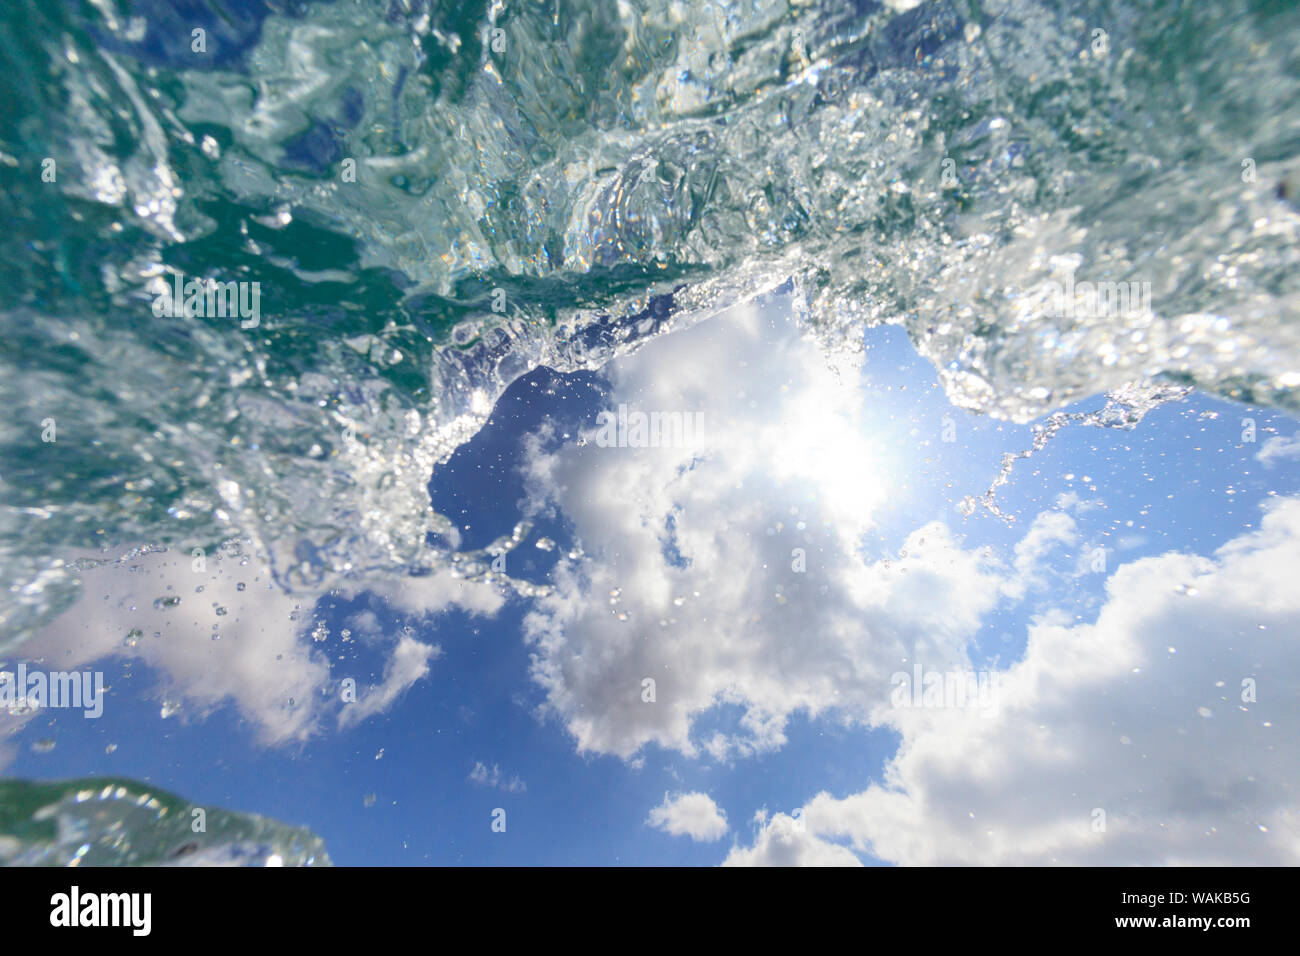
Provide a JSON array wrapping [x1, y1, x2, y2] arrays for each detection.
[[0, 776, 330, 865]]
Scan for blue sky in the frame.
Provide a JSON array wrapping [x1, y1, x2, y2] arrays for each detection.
[[6, 294, 1299, 865]]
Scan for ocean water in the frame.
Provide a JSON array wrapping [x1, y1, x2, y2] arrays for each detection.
[[0, 777, 329, 865], [1, 0, 1298, 865]]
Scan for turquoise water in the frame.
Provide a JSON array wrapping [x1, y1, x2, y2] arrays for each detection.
[[0, 776, 330, 865]]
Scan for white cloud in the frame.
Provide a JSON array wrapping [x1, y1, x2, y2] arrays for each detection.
[[647, 791, 728, 841], [522, 301, 1004, 760], [337, 634, 440, 728], [1002, 508, 1078, 600], [517, 296, 1300, 865], [353, 573, 506, 619], [721, 811, 861, 866], [732, 497, 1300, 865], [1, 547, 503, 762], [1256, 434, 1300, 466], [469, 761, 526, 793]]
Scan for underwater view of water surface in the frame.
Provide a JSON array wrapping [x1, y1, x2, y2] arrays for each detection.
[[0, 0, 1298, 873]]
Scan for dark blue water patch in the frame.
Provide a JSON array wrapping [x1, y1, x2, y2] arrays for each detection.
[[566, 288, 680, 354], [338, 85, 365, 127], [834, 0, 964, 79], [86, 0, 329, 71], [282, 120, 345, 174], [281, 86, 365, 173]]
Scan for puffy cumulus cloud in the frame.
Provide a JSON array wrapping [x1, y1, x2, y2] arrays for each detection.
[[519, 296, 1300, 865], [1002, 507, 1079, 601], [646, 791, 728, 841], [721, 811, 861, 866], [1257, 433, 1300, 466], [739, 497, 1300, 865], [1, 547, 503, 763], [522, 302, 1008, 760]]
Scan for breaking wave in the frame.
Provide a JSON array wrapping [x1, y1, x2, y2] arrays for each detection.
[[1, 0, 1298, 642]]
